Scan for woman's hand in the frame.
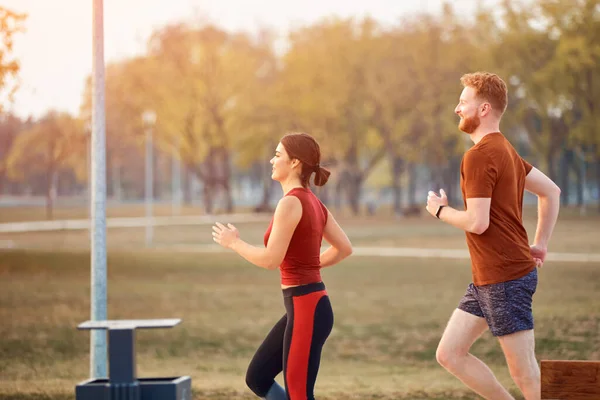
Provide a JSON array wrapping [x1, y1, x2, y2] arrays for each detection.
[[212, 222, 240, 249]]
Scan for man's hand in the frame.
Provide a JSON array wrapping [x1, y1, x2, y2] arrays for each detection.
[[426, 189, 449, 218], [530, 244, 547, 268]]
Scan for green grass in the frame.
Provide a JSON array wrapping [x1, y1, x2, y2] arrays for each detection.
[[1, 205, 598, 399], [2, 209, 600, 254], [0, 203, 181, 222], [1, 245, 599, 399], [0, 201, 598, 223]]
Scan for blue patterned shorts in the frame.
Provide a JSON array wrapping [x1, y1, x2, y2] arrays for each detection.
[[458, 269, 538, 337]]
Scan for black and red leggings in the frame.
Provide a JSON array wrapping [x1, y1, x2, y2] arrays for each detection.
[[245, 282, 334, 400]]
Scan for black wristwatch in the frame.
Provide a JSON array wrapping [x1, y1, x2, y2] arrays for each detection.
[[435, 205, 445, 219]]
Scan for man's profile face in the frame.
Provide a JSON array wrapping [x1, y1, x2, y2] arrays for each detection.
[[455, 86, 481, 134]]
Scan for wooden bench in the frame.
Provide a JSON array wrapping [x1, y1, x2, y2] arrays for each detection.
[[541, 360, 600, 400]]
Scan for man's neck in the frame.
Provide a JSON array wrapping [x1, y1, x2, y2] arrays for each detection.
[[470, 125, 501, 144]]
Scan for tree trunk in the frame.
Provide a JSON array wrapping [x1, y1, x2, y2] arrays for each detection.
[[0, 172, 6, 195], [334, 177, 343, 212], [347, 173, 362, 216], [317, 184, 330, 206], [343, 143, 363, 216], [46, 169, 57, 220], [221, 179, 233, 213], [596, 158, 600, 212], [572, 150, 586, 207], [183, 166, 193, 205], [112, 162, 122, 202], [575, 163, 583, 207], [546, 149, 558, 183], [429, 165, 445, 195], [201, 149, 218, 214], [442, 167, 452, 204], [391, 155, 404, 215], [220, 148, 234, 213], [560, 150, 571, 206], [153, 151, 161, 200], [256, 167, 274, 213], [203, 182, 214, 214], [449, 156, 463, 204], [407, 163, 417, 206]]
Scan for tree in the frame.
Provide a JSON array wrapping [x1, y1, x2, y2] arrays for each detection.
[[0, 7, 26, 112], [229, 28, 288, 211], [279, 17, 387, 214], [537, 0, 600, 208], [6, 112, 84, 219], [80, 56, 161, 200], [365, 4, 489, 212], [145, 23, 274, 213], [0, 7, 27, 194], [0, 113, 26, 193], [491, 0, 567, 185]]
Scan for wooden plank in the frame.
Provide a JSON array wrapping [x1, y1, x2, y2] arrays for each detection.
[[541, 360, 600, 400]]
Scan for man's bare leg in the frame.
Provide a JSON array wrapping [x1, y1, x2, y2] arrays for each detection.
[[436, 309, 515, 400], [498, 329, 540, 400]]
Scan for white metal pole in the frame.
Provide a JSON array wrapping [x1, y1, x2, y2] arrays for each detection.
[[172, 138, 182, 216], [145, 123, 154, 246], [90, 0, 108, 378]]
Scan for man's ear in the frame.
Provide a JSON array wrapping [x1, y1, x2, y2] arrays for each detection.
[[481, 103, 491, 116]]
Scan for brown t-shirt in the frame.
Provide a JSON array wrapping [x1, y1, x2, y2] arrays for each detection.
[[460, 131, 536, 286]]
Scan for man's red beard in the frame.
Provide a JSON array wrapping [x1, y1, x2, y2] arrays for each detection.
[[459, 114, 480, 134]]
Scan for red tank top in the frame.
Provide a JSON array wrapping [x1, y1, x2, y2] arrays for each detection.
[[263, 187, 328, 286]]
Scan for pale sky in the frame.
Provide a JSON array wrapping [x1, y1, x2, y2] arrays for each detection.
[[3, 0, 489, 119]]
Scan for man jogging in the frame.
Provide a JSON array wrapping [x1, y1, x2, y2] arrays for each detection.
[[426, 72, 561, 400]]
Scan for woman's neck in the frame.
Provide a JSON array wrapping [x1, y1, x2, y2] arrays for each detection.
[[281, 178, 303, 195]]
